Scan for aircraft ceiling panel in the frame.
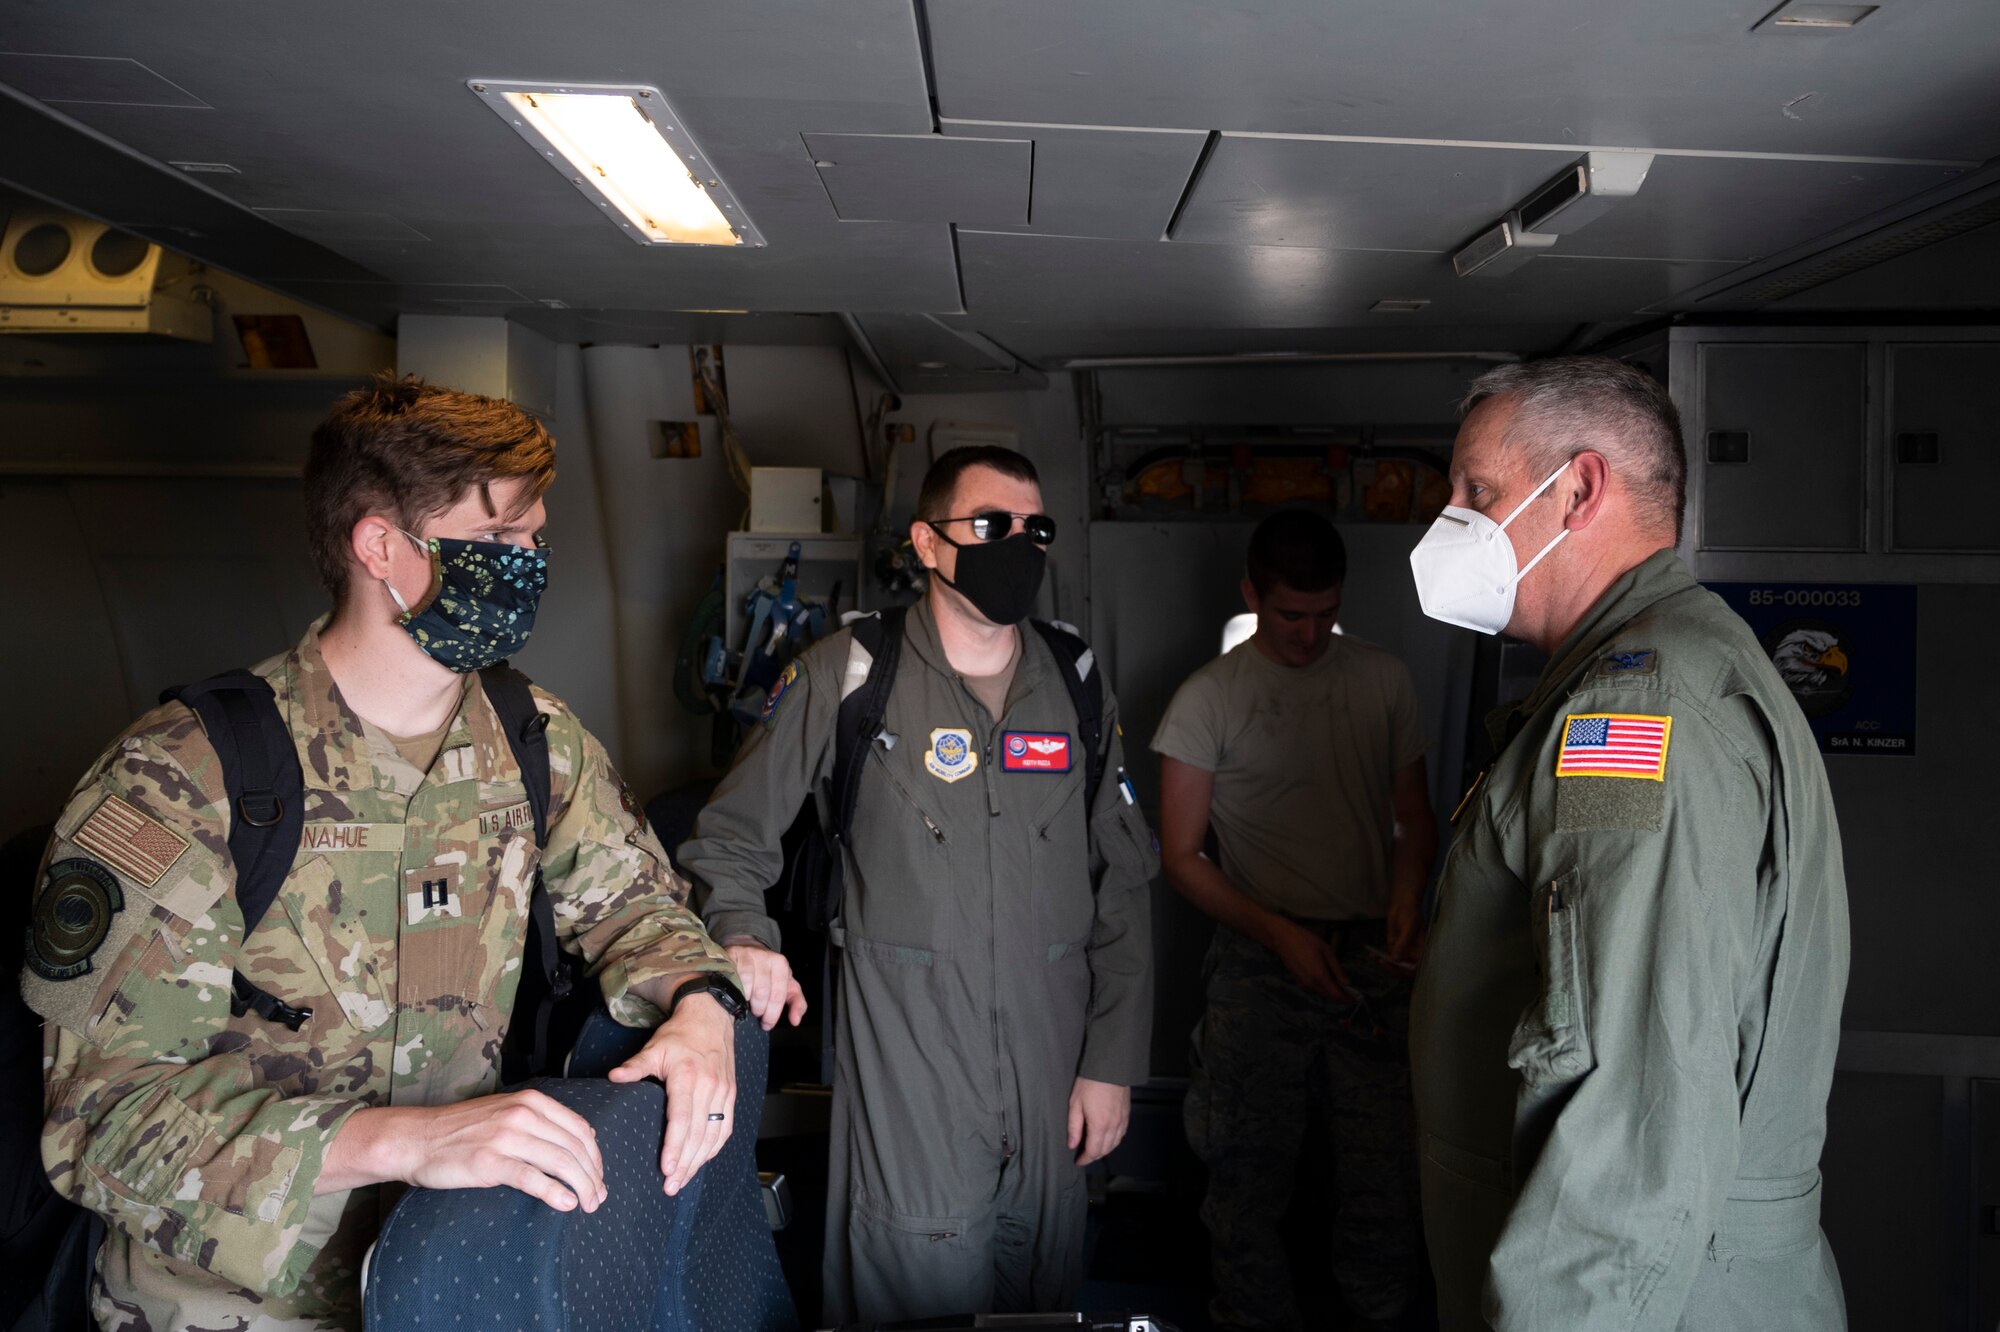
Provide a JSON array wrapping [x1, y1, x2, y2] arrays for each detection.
[[501, 309, 848, 347], [802, 132, 1032, 225], [927, 0, 2000, 163], [0, 3, 956, 314], [957, 231, 1739, 329], [1556, 155, 1968, 263], [1767, 221, 2000, 311], [1172, 135, 1968, 264], [974, 321, 1597, 364], [944, 123, 1209, 241], [0, 52, 207, 108], [0, 4, 933, 114], [1171, 137, 1580, 252]]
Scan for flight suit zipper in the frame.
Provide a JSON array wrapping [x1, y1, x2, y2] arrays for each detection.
[[869, 750, 948, 844], [955, 673, 1015, 1166]]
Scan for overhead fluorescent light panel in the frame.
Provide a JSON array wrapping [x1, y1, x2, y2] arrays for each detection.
[[469, 80, 764, 247]]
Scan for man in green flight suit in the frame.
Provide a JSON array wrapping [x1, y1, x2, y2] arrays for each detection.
[[679, 446, 1158, 1324], [20, 376, 744, 1332], [1407, 357, 1850, 1330]]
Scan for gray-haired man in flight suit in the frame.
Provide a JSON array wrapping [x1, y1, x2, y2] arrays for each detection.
[[1408, 356, 1850, 1331], [679, 446, 1157, 1324]]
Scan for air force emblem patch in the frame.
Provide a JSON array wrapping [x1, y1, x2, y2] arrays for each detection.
[[925, 727, 978, 783]]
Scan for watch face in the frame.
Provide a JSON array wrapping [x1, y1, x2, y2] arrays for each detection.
[[709, 979, 748, 1017], [679, 975, 748, 1019]]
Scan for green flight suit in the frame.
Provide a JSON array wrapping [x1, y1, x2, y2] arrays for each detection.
[[680, 599, 1157, 1324], [20, 623, 734, 1331], [1410, 550, 1850, 1331]]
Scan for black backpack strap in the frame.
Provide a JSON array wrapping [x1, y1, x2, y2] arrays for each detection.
[[164, 673, 312, 1031], [478, 664, 552, 847], [479, 664, 566, 1081], [829, 607, 907, 853], [1028, 620, 1108, 817]]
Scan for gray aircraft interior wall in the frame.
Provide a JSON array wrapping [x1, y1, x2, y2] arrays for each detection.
[[1090, 357, 1498, 427], [1812, 582, 2000, 1332], [0, 333, 1095, 849], [0, 373, 361, 848]]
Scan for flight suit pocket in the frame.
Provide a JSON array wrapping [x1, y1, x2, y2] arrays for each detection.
[[1031, 779, 1095, 950], [848, 749, 950, 945], [849, 1186, 991, 1314], [1506, 870, 1593, 1086]]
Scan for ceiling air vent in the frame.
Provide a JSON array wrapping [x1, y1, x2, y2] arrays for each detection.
[[0, 211, 211, 340], [1735, 192, 2000, 304]]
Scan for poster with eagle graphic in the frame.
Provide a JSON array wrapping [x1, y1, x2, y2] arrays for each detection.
[[1708, 583, 1917, 757]]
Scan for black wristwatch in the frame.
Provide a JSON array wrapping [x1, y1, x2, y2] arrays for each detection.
[[666, 974, 750, 1021]]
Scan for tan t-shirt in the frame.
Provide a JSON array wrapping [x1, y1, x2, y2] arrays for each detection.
[[1151, 632, 1427, 921], [958, 629, 1021, 723], [381, 715, 454, 775]]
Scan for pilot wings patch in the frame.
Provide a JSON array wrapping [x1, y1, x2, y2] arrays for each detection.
[[1001, 732, 1072, 773]]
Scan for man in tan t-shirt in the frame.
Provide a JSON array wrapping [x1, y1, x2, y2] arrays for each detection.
[[1153, 509, 1436, 1332]]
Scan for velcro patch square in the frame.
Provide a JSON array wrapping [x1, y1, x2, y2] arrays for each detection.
[[1555, 713, 1671, 781], [72, 794, 189, 888]]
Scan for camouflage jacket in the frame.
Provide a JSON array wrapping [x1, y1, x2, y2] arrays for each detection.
[[21, 623, 734, 1332]]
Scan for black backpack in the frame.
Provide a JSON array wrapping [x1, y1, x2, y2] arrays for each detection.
[[783, 607, 1109, 933]]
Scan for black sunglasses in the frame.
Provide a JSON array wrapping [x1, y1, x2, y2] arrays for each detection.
[[931, 511, 1058, 544]]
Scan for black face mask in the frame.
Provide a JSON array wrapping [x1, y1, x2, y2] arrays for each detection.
[[928, 528, 1047, 626]]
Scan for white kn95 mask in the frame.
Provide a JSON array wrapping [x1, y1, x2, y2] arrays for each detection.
[[1409, 459, 1572, 635]]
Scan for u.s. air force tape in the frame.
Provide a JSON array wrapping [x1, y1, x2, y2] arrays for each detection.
[[26, 857, 125, 982]]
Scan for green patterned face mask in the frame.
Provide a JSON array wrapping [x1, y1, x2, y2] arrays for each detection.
[[387, 531, 550, 672]]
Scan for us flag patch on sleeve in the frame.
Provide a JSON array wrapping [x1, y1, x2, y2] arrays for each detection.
[[1555, 713, 1672, 781], [72, 794, 190, 887]]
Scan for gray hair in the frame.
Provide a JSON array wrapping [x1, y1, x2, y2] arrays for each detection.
[[1459, 355, 1685, 541]]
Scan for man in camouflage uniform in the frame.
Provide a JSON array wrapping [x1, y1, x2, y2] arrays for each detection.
[[1153, 511, 1436, 1331], [20, 375, 742, 1332], [1408, 358, 1849, 1330]]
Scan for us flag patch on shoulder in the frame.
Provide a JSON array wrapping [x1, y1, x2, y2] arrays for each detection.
[[72, 794, 190, 887], [1556, 713, 1672, 781]]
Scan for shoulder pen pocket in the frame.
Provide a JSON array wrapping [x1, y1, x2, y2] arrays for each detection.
[[1506, 869, 1593, 1086]]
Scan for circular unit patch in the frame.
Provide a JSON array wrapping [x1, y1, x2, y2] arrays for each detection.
[[27, 857, 125, 982]]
